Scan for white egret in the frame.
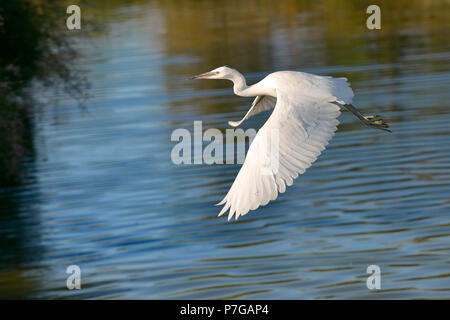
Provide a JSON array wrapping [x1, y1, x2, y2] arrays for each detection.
[[192, 66, 390, 221]]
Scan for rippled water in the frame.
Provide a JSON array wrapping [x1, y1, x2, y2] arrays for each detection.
[[1, 0, 449, 299]]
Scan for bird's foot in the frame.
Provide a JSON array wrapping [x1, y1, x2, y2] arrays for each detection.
[[363, 115, 391, 132]]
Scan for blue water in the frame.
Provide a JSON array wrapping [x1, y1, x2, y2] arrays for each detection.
[[0, 1, 449, 299]]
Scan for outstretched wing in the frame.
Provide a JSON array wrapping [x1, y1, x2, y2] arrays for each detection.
[[228, 95, 277, 127], [217, 93, 341, 220]]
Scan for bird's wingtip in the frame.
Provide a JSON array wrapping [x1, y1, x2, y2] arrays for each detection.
[[215, 198, 226, 206]]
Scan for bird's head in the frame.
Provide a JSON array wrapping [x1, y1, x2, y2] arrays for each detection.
[[191, 66, 235, 80]]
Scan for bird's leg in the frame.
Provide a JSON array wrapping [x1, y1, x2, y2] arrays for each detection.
[[343, 104, 391, 132]]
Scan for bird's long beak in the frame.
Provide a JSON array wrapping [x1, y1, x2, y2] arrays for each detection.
[[190, 71, 218, 80]]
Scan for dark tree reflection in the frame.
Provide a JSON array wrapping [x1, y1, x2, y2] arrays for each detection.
[[0, 0, 88, 186], [0, 0, 89, 298]]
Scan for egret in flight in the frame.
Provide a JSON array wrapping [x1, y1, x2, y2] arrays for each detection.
[[191, 66, 390, 221]]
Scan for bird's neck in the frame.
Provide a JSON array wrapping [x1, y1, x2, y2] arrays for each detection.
[[230, 72, 263, 97]]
